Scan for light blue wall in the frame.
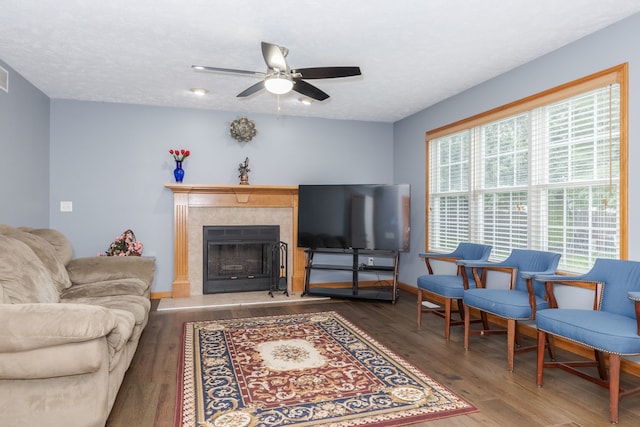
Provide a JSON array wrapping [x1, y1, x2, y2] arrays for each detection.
[[4, 11, 640, 294], [49, 100, 393, 292], [394, 13, 640, 288], [0, 59, 49, 226]]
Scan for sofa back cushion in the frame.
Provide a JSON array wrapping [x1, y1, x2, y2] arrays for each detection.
[[20, 228, 74, 266], [4, 229, 72, 292], [0, 235, 60, 304]]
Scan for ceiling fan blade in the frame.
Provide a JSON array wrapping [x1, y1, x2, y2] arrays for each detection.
[[261, 41, 288, 71], [237, 81, 265, 97], [292, 79, 330, 101], [192, 65, 265, 77], [293, 66, 361, 79]]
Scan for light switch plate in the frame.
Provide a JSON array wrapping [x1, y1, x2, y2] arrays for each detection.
[[60, 201, 73, 212]]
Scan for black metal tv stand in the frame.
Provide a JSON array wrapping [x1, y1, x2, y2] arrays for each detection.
[[302, 248, 399, 302]]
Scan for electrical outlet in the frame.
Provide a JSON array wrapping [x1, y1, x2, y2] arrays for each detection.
[[367, 257, 375, 266]]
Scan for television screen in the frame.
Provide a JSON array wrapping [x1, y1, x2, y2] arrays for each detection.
[[297, 184, 410, 251]]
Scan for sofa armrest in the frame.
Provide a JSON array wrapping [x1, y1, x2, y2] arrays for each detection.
[[0, 303, 118, 352], [66, 255, 155, 289]]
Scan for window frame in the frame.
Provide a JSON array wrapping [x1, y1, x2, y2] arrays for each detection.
[[425, 63, 628, 266]]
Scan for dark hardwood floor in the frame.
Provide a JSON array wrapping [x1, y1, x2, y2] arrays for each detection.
[[106, 291, 640, 426]]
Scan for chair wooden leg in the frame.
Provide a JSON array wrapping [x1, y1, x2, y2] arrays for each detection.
[[480, 311, 490, 330], [464, 304, 470, 350], [536, 330, 546, 386], [444, 298, 452, 340], [417, 290, 423, 327], [609, 353, 621, 424], [456, 298, 465, 320], [546, 334, 556, 361], [595, 350, 608, 381], [507, 319, 516, 372]]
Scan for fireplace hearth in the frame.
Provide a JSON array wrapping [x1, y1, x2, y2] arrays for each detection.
[[203, 225, 280, 294]]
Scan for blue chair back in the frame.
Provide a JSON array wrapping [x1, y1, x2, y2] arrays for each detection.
[[498, 249, 560, 295], [451, 243, 492, 281], [577, 258, 640, 319], [449, 242, 493, 261]]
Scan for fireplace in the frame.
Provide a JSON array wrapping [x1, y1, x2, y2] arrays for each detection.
[[165, 184, 303, 298], [203, 225, 280, 294]]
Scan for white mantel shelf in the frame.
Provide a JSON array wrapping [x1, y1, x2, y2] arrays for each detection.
[[164, 183, 304, 298]]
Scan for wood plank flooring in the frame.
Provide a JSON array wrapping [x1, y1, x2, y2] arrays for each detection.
[[106, 291, 640, 426]]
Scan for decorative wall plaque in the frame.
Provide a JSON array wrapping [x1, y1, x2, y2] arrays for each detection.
[[229, 117, 257, 142]]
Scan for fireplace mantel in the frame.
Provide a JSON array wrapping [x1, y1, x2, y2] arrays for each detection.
[[165, 184, 304, 298]]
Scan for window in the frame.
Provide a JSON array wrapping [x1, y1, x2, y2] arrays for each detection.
[[426, 64, 627, 272]]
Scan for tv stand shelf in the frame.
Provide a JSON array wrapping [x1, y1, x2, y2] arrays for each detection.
[[302, 248, 399, 302]]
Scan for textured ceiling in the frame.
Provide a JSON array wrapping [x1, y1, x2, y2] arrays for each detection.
[[1, 0, 640, 123]]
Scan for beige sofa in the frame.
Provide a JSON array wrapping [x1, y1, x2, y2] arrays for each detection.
[[0, 225, 155, 427]]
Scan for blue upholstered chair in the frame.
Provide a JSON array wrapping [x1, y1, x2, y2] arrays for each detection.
[[462, 249, 561, 371], [417, 243, 492, 339], [534, 259, 640, 424]]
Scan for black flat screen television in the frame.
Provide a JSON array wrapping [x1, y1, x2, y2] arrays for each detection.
[[297, 184, 410, 252]]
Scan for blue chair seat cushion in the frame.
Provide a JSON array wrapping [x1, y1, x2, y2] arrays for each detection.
[[536, 309, 640, 355], [463, 289, 549, 320], [417, 275, 472, 298]]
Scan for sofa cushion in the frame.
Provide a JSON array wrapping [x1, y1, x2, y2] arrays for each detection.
[[21, 227, 74, 266], [60, 278, 148, 299], [66, 256, 155, 289], [0, 224, 16, 234], [65, 295, 150, 347], [65, 295, 150, 326], [0, 235, 60, 304], [4, 228, 71, 292]]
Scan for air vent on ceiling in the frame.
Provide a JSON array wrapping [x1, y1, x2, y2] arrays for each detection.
[[0, 65, 7, 93]]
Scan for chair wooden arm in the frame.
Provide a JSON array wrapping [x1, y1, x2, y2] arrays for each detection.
[[470, 265, 517, 290], [636, 301, 640, 336], [459, 264, 471, 290], [541, 279, 603, 309], [524, 277, 538, 316], [629, 292, 640, 336], [423, 256, 461, 275]]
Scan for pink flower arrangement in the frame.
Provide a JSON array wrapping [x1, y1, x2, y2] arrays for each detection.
[[100, 229, 143, 256], [169, 148, 190, 161]]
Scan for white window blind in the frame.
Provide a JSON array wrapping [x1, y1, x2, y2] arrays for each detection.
[[540, 86, 620, 271], [428, 130, 470, 249], [427, 68, 624, 272]]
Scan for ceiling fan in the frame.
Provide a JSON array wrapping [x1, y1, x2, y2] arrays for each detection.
[[192, 41, 361, 101]]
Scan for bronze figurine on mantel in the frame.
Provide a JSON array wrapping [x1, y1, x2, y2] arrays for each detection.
[[238, 157, 250, 185]]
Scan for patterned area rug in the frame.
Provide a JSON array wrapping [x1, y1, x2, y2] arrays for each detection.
[[176, 311, 477, 426]]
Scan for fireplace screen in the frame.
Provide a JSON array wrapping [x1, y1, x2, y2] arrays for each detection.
[[203, 225, 279, 294]]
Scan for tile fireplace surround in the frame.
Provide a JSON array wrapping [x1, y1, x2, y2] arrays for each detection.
[[165, 184, 305, 298]]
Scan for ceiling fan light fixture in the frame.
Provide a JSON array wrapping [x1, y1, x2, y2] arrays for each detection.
[[264, 75, 293, 95]]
